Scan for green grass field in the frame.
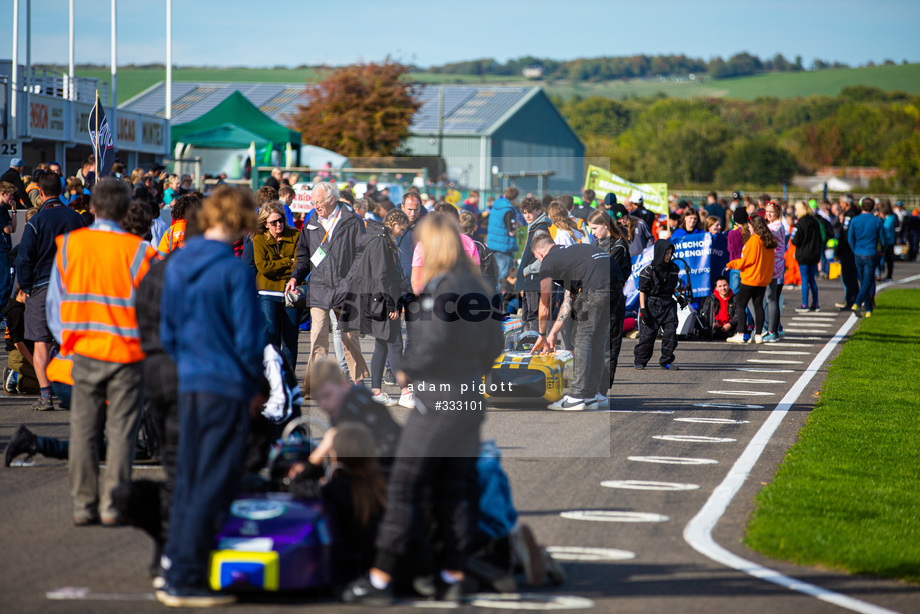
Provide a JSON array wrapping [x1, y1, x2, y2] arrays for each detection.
[[77, 62, 920, 104], [744, 289, 920, 583]]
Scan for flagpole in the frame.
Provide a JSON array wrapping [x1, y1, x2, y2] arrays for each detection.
[[95, 89, 99, 179]]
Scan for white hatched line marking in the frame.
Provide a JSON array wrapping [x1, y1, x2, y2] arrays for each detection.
[[653, 435, 736, 443], [600, 480, 700, 491], [628, 455, 718, 465], [675, 417, 750, 425], [723, 378, 787, 384], [561, 510, 670, 523]]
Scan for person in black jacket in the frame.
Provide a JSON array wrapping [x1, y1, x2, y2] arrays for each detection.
[[340, 209, 413, 407], [343, 214, 503, 605], [515, 197, 551, 332], [15, 171, 85, 411], [634, 239, 680, 370], [588, 209, 629, 400], [0, 159, 30, 209], [287, 182, 368, 383], [835, 194, 860, 310], [791, 201, 822, 311]]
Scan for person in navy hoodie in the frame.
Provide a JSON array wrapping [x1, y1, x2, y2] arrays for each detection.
[[847, 197, 886, 317], [158, 185, 263, 608]]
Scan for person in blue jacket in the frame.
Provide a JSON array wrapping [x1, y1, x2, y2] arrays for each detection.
[[158, 185, 264, 608], [669, 208, 704, 240], [486, 187, 520, 289], [847, 197, 886, 317]]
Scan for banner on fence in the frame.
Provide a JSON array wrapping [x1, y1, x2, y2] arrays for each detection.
[[583, 165, 668, 215], [623, 232, 729, 311]]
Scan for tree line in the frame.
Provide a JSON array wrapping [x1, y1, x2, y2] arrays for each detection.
[[415, 52, 872, 82], [555, 86, 920, 190]]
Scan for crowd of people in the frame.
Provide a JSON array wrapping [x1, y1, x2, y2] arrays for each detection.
[[0, 153, 916, 607]]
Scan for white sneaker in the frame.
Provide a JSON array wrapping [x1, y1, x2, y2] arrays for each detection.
[[397, 392, 415, 409], [372, 392, 396, 406], [592, 394, 609, 409], [548, 395, 586, 411], [753, 334, 764, 344], [726, 333, 747, 344]]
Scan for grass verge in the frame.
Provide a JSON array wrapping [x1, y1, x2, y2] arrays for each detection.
[[745, 288, 920, 583]]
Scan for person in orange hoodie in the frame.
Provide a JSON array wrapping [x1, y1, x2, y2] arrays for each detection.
[[724, 214, 777, 344]]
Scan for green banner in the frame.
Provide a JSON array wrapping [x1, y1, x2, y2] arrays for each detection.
[[584, 165, 669, 215]]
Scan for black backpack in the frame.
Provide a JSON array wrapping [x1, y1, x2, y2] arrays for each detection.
[[473, 239, 497, 284]]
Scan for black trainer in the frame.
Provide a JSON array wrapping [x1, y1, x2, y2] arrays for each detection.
[[5, 425, 38, 466], [661, 364, 679, 370], [383, 368, 397, 386], [341, 576, 394, 607], [634, 364, 646, 370]]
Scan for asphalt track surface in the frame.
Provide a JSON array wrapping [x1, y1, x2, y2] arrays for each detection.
[[2, 262, 919, 614]]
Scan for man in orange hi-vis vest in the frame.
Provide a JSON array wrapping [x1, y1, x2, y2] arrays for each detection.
[[47, 179, 159, 527]]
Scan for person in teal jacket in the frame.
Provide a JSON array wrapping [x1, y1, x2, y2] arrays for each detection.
[[486, 187, 520, 287]]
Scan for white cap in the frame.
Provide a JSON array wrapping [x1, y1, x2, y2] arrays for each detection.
[[630, 189, 644, 204]]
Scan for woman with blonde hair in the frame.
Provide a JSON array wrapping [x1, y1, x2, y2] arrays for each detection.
[[762, 202, 787, 342], [253, 201, 301, 367], [343, 213, 503, 605], [159, 185, 262, 607], [547, 201, 584, 245], [791, 200, 821, 311], [704, 215, 722, 234]]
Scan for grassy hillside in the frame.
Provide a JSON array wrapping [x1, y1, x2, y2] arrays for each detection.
[[544, 62, 920, 100], [78, 62, 920, 105]]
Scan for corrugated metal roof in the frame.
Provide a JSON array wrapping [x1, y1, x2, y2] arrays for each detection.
[[121, 82, 539, 135]]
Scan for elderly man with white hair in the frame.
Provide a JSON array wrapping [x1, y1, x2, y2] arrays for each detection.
[[287, 182, 369, 383]]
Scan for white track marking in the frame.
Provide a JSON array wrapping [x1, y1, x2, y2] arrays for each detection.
[[756, 350, 811, 355], [469, 593, 595, 610], [684, 272, 920, 614], [770, 343, 814, 347], [561, 510, 669, 523], [653, 435, 736, 443], [707, 390, 775, 396], [586, 409, 674, 414], [675, 417, 750, 425], [735, 368, 795, 373], [779, 328, 830, 333], [782, 335, 825, 340], [747, 359, 804, 364], [789, 311, 837, 317], [545, 546, 636, 561], [601, 480, 700, 491], [723, 378, 787, 384], [47, 587, 155, 601], [693, 402, 764, 409], [628, 456, 718, 465]]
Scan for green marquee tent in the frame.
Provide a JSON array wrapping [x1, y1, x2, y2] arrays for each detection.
[[170, 91, 301, 149], [177, 123, 270, 149]]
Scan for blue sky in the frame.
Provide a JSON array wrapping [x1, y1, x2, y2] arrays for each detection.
[[3, 0, 919, 68]]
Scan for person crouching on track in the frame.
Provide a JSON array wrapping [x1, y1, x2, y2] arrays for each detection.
[[527, 234, 622, 410], [699, 275, 736, 339], [342, 214, 504, 605], [634, 239, 680, 370]]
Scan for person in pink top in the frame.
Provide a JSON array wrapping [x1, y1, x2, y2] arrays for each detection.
[[762, 202, 787, 342], [410, 202, 480, 294]]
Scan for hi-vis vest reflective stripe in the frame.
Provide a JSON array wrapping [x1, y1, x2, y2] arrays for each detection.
[[158, 219, 186, 254], [55, 228, 158, 364], [548, 224, 583, 244], [47, 352, 73, 386]]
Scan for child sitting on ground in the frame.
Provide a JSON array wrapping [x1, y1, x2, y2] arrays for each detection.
[[288, 422, 387, 592], [699, 275, 736, 339], [500, 267, 521, 315]]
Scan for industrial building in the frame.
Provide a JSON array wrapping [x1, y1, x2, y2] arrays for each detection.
[[123, 82, 585, 192], [0, 61, 169, 174]]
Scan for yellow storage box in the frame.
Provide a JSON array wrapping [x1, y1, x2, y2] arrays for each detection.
[[484, 350, 574, 404]]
